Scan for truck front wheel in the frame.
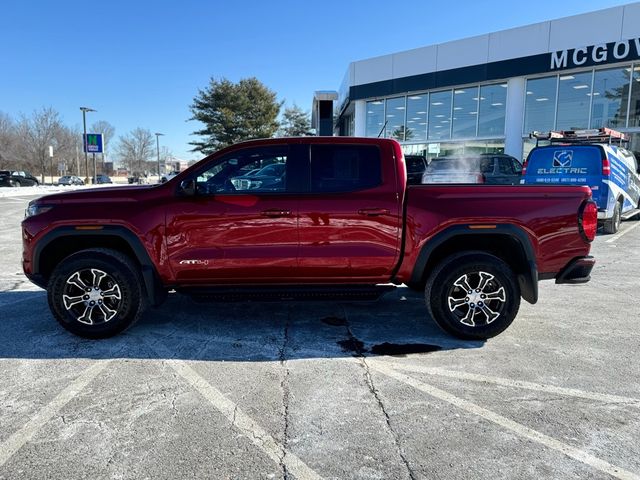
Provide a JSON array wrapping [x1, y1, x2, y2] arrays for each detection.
[[425, 252, 520, 340], [47, 249, 145, 339]]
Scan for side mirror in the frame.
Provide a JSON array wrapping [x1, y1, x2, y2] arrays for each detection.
[[179, 179, 196, 196]]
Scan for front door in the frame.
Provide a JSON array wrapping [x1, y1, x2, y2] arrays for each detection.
[[165, 145, 299, 284]]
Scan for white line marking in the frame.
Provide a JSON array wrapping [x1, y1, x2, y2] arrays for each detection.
[[606, 221, 640, 243], [370, 362, 640, 480], [385, 363, 640, 407], [146, 339, 324, 480], [0, 360, 111, 468]]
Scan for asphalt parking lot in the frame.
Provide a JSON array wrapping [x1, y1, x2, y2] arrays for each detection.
[[1, 191, 639, 480]]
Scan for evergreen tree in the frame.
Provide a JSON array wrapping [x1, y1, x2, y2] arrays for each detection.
[[279, 104, 312, 137], [189, 77, 282, 154]]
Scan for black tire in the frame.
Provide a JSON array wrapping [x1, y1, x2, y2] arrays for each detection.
[[603, 201, 622, 234], [424, 252, 520, 340], [47, 248, 146, 339]]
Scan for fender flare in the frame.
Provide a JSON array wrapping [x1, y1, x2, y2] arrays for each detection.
[[409, 224, 539, 304], [33, 225, 165, 306]]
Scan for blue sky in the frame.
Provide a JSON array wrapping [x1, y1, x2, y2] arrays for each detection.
[[0, 0, 633, 161]]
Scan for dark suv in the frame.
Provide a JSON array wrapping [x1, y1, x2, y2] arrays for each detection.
[[422, 154, 523, 185]]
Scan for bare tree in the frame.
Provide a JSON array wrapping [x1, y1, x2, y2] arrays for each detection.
[[0, 112, 16, 169], [115, 128, 155, 173], [16, 107, 62, 182]]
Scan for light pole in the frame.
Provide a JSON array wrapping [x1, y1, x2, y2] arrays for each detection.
[[80, 107, 96, 183], [154, 132, 164, 182]]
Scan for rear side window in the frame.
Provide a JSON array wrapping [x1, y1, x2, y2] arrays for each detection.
[[310, 145, 382, 193], [497, 158, 513, 174]]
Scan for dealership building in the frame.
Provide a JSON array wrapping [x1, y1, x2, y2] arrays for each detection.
[[318, 3, 640, 160]]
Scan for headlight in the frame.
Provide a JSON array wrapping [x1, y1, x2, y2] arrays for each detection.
[[25, 204, 52, 218]]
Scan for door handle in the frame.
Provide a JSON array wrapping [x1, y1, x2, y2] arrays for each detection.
[[260, 209, 292, 217], [358, 208, 390, 216]]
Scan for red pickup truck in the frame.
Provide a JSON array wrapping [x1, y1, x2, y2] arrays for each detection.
[[22, 137, 597, 340]]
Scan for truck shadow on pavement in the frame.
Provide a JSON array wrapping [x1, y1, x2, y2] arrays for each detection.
[[0, 287, 485, 361]]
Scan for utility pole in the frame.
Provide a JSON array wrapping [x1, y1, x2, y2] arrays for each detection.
[[48, 146, 54, 185], [80, 107, 96, 183], [154, 132, 164, 182]]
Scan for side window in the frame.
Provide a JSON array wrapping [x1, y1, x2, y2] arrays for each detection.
[[310, 145, 382, 193], [511, 158, 523, 174], [479, 158, 494, 173], [195, 146, 288, 195], [498, 157, 514, 175]]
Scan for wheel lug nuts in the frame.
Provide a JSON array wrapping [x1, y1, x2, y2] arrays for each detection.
[[476, 289, 480, 292], [470, 303, 475, 308], [465, 297, 469, 302], [83, 295, 89, 300]]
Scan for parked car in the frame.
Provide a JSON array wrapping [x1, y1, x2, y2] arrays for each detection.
[[521, 128, 640, 233], [95, 174, 112, 184], [23, 137, 596, 340], [422, 154, 522, 185], [405, 155, 428, 185], [58, 176, 85, 186], [229, 162, 286, 192], [0, 170, 39, 187]]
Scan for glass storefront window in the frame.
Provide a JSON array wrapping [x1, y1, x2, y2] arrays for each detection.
[[590, 67, 630, 129], [556, 71, 592, 130], [452, 87, 478, 138], [405, 94, 428, 142], [365, 100, 385, 137], [524, 76, 557, 133], [478, 84, 507, 137], [428, 90, 452, 140], [629, 66, 640, 127], [385, 97, 406, 140]]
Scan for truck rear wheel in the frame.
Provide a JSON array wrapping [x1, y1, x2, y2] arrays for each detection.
[[425, 252, 520, 340], [47, 249, 145, 339]]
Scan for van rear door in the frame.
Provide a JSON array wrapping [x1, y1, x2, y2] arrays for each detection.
[[523, 146, 605, 206]]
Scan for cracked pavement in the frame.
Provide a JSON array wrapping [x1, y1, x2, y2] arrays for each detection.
[[1, 193, 639, 479]]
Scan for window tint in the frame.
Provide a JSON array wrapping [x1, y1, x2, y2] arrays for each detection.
[[511, 158, 523, 174], [310, 145, 381, 193], [498, 158, 513, 174], [195, 146, 288, 195]]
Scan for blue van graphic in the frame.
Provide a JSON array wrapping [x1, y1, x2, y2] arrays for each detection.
[[522, 129, 640, 234]]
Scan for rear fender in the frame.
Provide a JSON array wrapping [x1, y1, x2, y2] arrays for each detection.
[[409, 225, 538, 304]]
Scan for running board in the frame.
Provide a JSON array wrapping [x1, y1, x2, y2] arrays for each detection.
[[182, 285, 396, 303], [621, 208, 640, 220]]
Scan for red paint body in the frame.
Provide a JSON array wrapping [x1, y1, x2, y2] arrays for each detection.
[[22, 137, 593, 291]]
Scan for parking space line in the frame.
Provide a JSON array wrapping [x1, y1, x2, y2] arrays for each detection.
[[370, 362, 640, 480], [0, 360, 111, 468], [146, 339, 324, 480], [384, 363, 640, 407], [605, 222, 640, 243]]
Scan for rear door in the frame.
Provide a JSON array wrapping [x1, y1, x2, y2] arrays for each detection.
[[297, 143, 402, 281]]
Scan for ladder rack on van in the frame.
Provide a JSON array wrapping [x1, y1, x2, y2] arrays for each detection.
[[529, 128, 629, 147]]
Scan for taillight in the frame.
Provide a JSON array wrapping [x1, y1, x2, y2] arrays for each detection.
[[521, 161, 528, 175], [476, 174, 485, 183], [602, 156, 610, 175], [579, 201, 598, 242]]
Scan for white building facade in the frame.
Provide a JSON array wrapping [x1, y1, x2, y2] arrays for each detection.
[[334, 3, 640, 160]]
